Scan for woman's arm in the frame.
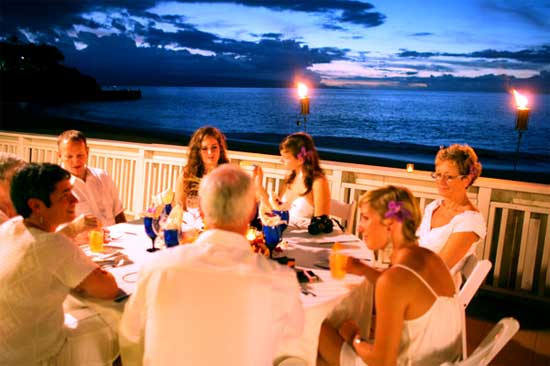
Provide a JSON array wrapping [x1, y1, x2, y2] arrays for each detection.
[[175, 172, 187, 209], [439, 231, 479, 270], [312, 175, 331, 217], [346, 257, 384, 284]]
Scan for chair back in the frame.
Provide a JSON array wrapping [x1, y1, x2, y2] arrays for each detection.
[[458, 255, 492, 308], [441, 317, 519, 366], [330, 199, 357, 233]]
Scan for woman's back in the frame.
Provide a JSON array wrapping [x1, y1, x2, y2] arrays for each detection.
[[383, 248, 463, 365]]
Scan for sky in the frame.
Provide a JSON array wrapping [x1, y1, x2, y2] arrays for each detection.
[[1, 0, 549, 88]]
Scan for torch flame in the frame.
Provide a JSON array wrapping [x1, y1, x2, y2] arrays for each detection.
[[297, 82, 308, 99], [512, 89, 529, 110]]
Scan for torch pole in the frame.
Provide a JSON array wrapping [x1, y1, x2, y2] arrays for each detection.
[[513, 130, 523, 171]]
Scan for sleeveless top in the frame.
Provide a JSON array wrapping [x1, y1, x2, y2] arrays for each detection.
[[288, 196, 314, 228], [394, 264, 463, 366], [340, 264, 463, 366]]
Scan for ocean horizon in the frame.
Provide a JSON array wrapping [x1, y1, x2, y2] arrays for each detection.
[[27, 86, 549, 156]]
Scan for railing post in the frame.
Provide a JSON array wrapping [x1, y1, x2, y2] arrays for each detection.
[[132, 147, 147, 220], [476, 186, 492, 259]]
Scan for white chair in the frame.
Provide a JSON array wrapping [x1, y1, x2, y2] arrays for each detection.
[[330, 199, 357, 233], [458, 255, 492, 308], [442, 317, 519, 366]]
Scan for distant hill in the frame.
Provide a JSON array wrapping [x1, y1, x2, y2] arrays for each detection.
[[0, 40, 139, 102]]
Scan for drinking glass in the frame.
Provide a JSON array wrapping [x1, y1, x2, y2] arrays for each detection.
[[144, 216, 160, 252], [262, 225, 281, 258], [89, 229, 104, 253], [272, 209, 289, 233], [329, 252, 348, 280]]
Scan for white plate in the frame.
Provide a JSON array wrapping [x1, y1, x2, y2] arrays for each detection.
[[84, 244, 123, 259]]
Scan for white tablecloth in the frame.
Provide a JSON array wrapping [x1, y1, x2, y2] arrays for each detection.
[[65, 224, 374, 366]]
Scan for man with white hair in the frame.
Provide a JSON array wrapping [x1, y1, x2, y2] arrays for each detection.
[[119, 164, 304, 366]]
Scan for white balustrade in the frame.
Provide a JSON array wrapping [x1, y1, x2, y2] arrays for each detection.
[[1, 131, 550, 299]]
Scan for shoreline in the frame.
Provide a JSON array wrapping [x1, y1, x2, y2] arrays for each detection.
[[3, 105, 549, 184]]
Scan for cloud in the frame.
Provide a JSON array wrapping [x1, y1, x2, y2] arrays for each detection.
[[410, 32, 433, 37], [398, 45, 550, 64], [482, 1, 550, 29]]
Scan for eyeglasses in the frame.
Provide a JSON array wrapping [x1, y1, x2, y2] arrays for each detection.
[[430, 172, 465, 183]]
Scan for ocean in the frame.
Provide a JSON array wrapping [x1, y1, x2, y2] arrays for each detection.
[[30, 87, 550, 158]]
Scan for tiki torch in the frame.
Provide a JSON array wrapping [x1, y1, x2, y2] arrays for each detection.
[[512, 89, 530, 171], [297, 82, 310, 132]]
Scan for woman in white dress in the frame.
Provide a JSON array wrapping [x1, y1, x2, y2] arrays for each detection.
[[254, 132, 330, 228], [317, 185, 463, 366], [418, 144, 486, 276]]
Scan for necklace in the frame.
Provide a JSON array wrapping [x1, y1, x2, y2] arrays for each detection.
[[441, 199, 469, 213]]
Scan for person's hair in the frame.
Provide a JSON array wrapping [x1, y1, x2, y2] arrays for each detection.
[[358, 185, 421, 243], [183, 126, 229, 193], [280, 132, 324, 195], [199, 164, 256, 229], [436, 144, 482, 187], [0, 153, 26, 180], [10, 163, 71, 218], [57, 129, 87, 147]]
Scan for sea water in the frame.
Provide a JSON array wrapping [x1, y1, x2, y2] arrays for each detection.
[[33, 87, 550, 156]]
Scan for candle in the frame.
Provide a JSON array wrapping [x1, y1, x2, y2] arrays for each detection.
[[246, 227, 257, 241], [406, 163, 414, 172]]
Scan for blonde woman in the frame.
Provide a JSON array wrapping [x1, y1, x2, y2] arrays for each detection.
[[317, 186, 462, 366]]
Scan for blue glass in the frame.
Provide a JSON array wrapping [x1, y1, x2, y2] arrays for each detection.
[[163, 203, 173, 216], [144, 216, 160, 252], [164, 229, 179, 248], [273, 210, 289, 232], [262, 225, 281, 257]]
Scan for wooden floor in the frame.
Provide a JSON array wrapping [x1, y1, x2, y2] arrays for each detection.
[[466, 290, 550, 366]]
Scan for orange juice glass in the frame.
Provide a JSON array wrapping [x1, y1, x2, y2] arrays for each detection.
[[89, 229, 104, 253], [329, 242, 348, 280]]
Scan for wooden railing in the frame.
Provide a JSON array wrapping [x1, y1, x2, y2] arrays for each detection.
[[2, 131, 549, 300]]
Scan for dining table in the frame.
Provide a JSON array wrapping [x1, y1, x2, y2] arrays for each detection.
[[63, 222, 376, 366]]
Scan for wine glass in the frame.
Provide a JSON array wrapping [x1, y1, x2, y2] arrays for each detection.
[[144, 216, 160, 252], [262, 224, 282, 258], [272, 209, 289, 233]]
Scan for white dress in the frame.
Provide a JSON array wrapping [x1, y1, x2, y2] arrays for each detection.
[[340, 264, 463, 366], [417, 199, 486, 275], [288, 196, 314, 228]]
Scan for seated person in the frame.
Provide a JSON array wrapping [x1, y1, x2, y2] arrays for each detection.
[[120, 165, 304, 366], [175, 126, 230, 209], [0, 152, 100, 237], [0, 152, 26, 224], [57, 130, 126, 226], [318, 185, 463, 366], [418, 144, 486, 276], [0, 163, 119, 366], [255, 132, 330, 228]]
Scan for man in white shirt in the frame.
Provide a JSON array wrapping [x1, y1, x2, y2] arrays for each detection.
[[119, 164, 304, 366], [57, 130, 126, 226], [0, 152, 26, 224]]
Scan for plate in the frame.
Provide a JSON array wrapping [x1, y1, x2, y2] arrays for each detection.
[[107, 228, 124, 240]]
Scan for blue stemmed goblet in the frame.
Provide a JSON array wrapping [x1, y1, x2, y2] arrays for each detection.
[[262, 225, 282, 258], [272, 210, 289, 233], [144, 216, 160, 252]]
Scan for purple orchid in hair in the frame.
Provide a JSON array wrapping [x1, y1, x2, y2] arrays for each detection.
[[297, 146, 308, 160], [384, 201, 412, 222]]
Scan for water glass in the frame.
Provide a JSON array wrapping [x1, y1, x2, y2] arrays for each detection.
[[89, 229, 104, 253], [164, 228, 179, 247]]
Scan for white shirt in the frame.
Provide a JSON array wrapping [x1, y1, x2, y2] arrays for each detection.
[[0, 216, 98, 366], [119, 228, 304, 366], [71, 167, 124, 226], [418, 199, 487, 274]]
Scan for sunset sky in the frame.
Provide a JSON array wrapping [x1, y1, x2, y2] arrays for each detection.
[[1, 0, 549, 87]]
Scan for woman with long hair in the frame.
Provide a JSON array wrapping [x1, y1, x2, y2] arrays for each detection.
[[256, 132, 330, 227], [175, 126, 230, 208], [317, 185, 463, 366]]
